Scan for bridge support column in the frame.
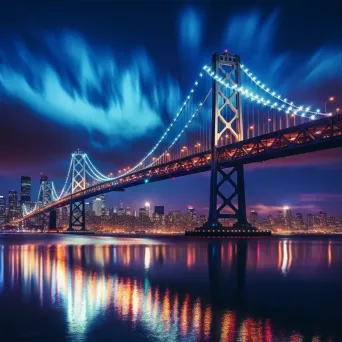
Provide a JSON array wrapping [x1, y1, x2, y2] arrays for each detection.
[[204, 163, 253, 230], [68, 200, 86, 231], [49, 210, 57, 232]]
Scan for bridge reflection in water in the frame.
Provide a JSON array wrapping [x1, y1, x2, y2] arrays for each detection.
[[0, 238, 341, 341]]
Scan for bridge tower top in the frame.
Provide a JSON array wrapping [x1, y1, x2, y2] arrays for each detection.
[[71, 152, 86, 194], [211, 51, 243, 144]]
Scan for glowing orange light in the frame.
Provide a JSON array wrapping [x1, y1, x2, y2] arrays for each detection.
[[249, 125, 254, 130], [329, 96, 335, 101]]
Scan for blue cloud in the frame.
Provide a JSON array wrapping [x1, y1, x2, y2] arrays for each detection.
[[0, 31, 181, 148], [222, 10, 341, 97], [179, 6, 202, 52]]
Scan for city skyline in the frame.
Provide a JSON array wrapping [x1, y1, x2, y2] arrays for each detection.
[[1, 172, 341, 232]]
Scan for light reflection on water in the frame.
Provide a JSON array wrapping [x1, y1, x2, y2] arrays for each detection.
[[0, 235, 342, 341]]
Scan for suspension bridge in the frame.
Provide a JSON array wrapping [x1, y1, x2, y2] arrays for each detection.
[[16, 52, 342, 234]]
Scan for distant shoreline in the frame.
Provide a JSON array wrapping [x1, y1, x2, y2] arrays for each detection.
[[1, 232, 342, 239]]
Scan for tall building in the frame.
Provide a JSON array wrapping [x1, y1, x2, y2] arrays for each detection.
[[93, 198, 102, 216], [318, 211, 327, 227], [145, 202, 151, 218], [284, 207, 292, 228], [8, 190, 18, 222], [153, 206, 165, 225], [139, 208, 147, 217], [20, 176, 31, 203], [250, 210, 258, 226], [0, 196, 6, 225], [125, 207, 132, 216], [276, 210, 285, 226], [187, 206, 196, 222], [85, 202, 91, 213], [294, 213, 304, 229], [100, 194, 106, 215], [154, 206, 165, 216]]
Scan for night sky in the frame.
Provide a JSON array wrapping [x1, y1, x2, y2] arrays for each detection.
[[0, 1, 341, 218]]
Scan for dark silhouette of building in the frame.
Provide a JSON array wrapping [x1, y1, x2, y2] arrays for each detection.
[[0, 195, 6, 225], [8, 190, 18, 222], [21, 176, 31, 203], [154, 206, 165, 215]]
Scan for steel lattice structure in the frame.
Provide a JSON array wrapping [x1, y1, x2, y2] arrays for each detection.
[[68, 151, 87, 231]]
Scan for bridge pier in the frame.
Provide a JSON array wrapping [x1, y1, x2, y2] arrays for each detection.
[[203, 162, 254, 230], [68, 199, 87, 231]]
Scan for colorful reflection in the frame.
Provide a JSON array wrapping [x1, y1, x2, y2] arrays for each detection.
[[0, 239, 340, 341]]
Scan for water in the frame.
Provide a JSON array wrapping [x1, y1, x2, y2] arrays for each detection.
[[0, 234, 341, 341]]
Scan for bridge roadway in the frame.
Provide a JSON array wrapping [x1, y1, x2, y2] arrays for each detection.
[[21, 114, 342, 221]]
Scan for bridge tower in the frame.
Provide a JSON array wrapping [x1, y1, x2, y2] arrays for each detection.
[[204, 51, 253, 230], [67, 151, 87, 231]]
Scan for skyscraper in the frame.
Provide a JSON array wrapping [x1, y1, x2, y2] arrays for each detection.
[[21, 176, 31, 203], [145, 202, 151, 218], [250, 210, 258, 226], [8, 190, 18, 222], [154, 206, 165, 215], [85, 202, 91, 213], [139, 208, 147, 217], [0, 196, 6, 225], [153, 206, 165, 225], [318, 211, 327, 227], [187, 206, 196, 222], [100, 194, 106, 215], [93, 198, 102, 216], [284, 206, 292, 228]]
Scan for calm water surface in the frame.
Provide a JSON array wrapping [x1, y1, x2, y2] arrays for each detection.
[[0, 234, 341, 341]]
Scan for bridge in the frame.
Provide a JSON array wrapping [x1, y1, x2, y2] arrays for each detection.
[[17, 52, 342, 232]]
